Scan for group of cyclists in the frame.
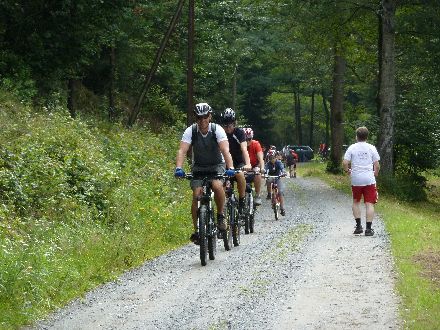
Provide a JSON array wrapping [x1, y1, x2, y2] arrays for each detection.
[[174, 102, 289, 245]]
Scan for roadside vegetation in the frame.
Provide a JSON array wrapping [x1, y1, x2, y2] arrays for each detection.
[[0, 94, 193, 329], [300, 161, 440, 330]]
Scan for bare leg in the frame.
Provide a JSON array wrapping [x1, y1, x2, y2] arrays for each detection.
[[352, 200, 361, 219], [365, 202, 375, 222], [212, 179, 225, 215], [191, 187, 202, 231]]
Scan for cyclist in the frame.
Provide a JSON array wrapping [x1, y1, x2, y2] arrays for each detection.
[[286, 149, 298, 178], [244, 127, 264, 205], [175, 102, 235, 244], [265, 145, 277, 163], [221, 108, 252, 215], [265, 149, 286, 216]]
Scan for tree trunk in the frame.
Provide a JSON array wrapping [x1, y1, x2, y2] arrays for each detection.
[[309, 90, 315, 148], [67, 78, 80, 118], [322, 92, 330, 146], [329, 52, 346, 172], [293, 90, 302, 145], [108, 46, 116, 121], [377, 0, 396, 174], [187, 0, 195, 126], [294, 90, 302, 145]]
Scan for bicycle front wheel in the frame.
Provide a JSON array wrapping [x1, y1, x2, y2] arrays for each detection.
[[198, 205, 208, 266]]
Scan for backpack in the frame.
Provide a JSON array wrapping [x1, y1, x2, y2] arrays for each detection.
[[191, 123, 218, 145]]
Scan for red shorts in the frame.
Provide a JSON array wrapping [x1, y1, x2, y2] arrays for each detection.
[[351, 184, 378, 204]]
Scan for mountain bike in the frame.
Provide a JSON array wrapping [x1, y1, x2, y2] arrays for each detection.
[[224, 176, 240, 248], [185, 172, 222, 266], [264, 174, 286, 220]]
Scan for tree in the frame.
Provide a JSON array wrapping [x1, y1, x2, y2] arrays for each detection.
[[377, 0, 397, 174]]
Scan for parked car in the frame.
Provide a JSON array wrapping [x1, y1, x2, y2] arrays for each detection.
[[283, 145, 314, 162]]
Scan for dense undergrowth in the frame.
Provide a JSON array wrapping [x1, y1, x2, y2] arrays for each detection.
[[0, 93, 192, 329]]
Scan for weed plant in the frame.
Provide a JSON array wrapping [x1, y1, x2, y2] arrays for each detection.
[[0, 93, 192, 328]]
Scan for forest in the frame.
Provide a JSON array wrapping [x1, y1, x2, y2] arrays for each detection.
[[1, 0, 439, 184], [1, 0, 440, 327]]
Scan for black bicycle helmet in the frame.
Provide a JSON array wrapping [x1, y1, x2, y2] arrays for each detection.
[[221, 108, 236, 124], [194, 102, 213, 116]]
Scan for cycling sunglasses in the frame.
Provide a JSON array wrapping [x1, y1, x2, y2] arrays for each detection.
[[196, 114, 210, 120]]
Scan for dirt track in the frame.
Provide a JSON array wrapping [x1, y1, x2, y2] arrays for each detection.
[[33, 176, 401, 330]]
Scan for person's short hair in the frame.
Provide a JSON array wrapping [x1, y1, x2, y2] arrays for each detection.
[[356, 126, 369, 141]]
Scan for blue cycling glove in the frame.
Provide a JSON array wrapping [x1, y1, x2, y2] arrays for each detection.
[[174, 167, 185, 178], [225, 168, 235, 177]]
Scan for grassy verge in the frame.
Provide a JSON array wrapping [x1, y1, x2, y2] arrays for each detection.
[[298, 160, 440, 330]]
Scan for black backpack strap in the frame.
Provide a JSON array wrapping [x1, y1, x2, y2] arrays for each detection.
[[191, 123, 197, 145]]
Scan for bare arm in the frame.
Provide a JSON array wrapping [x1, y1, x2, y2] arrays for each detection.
[[240, 141, 252, 169], [218, 140, 234, 169], [176, 141, 191, 168], [373, 160, 380, 177], [342, 159, 351, 174], [257, 151, 265, 172]]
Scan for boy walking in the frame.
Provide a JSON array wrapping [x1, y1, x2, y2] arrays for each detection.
[[342, 127, 380, 236]]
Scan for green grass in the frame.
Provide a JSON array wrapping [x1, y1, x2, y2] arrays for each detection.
[[299, 160, 440, 330]]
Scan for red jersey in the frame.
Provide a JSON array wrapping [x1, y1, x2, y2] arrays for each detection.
[[247, 139, 263, 167]]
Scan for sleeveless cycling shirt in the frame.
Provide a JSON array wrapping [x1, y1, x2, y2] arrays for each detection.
[[343, 141, 380, 186], [181, 123, 228, 172]]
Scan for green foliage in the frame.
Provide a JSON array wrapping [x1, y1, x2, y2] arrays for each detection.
[[0, 94, 192, 328]]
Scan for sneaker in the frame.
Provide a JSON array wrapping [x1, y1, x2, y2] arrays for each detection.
[[365, 228, 374, 236], [353, 225, 363, 235], [266, 193, 271, 200], [280, 208, 286, 216], [190, 232, 200, 245], [217, 214, 227, 231], [255, 196, 262, 206]]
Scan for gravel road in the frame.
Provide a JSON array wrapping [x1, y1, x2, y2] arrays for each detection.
[[33, 176, 401, 330]]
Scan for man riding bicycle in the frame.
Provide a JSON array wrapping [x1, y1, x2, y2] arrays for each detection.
[[175, 103, 235, 244], [221, 108, 252, 215], [265, 149, 287, 216], [244, 127, 264, 205]]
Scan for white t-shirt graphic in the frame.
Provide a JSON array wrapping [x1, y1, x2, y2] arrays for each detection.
[[343, 142, 380, 186]]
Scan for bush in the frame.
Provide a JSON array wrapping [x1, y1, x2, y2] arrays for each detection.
[[378, 174, 427, 202]]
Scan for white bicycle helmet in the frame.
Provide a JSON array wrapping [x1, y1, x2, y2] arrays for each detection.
[[194, 102, 213, 116], [221, 108, 236, 124], [243, 127, 254, 140]]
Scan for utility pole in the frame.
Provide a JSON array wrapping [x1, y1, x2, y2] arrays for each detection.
[[187, 0, 195, 126], [127, 0, 185, 127]]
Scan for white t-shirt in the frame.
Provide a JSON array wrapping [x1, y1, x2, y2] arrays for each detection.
[[181, 123, 228, 144], [343, 141, 380, 186]]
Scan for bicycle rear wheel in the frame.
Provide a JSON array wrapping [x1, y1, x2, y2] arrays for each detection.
[[208, 210, 216, 260], [198, 205, 208, 266], [231, 204, 241, 247], [244, 193, 250, 234], [223, 202, 233, 251]]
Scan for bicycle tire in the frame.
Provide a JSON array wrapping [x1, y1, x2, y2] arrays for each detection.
[[272, 188, 279, 220], [223, 202, 233, 251], [249, 213, 254, 233], [208, 210, 216, 260], [244, 193, 250, 234], [198, 205, 208, 266], [232, 205, 240, 247]]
